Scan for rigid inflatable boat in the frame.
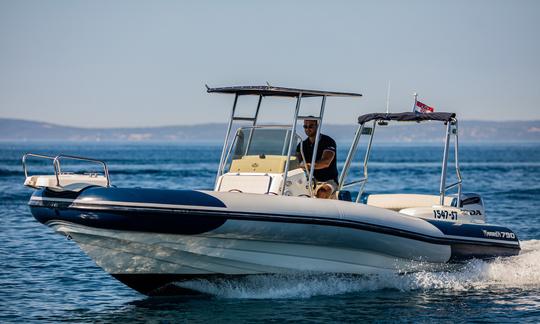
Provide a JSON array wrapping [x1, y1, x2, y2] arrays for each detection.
[[23, 86, 520, 295]]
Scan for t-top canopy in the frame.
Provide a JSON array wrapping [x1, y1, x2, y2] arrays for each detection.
[[357, 112, 456, 125], [207, 85, 362, 98]]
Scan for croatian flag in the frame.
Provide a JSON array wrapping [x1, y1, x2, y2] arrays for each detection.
[[415, 100, 435, 113]]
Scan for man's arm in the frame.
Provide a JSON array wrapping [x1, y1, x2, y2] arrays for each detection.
[[304, 150, 335, 170]]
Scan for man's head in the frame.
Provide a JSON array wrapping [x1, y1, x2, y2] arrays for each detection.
[[303, 119, 318, 138]]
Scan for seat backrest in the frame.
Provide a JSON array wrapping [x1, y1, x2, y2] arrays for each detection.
[[229, 155, 299, 173]]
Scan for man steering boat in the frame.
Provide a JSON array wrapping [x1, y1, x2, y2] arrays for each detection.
[[296, 118, 338, 199]]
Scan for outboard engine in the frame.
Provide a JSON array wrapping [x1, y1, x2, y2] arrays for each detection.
[[452, 193, 486, 223]]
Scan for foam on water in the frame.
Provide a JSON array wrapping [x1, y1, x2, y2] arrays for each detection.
[[177, 240, 540, 299]]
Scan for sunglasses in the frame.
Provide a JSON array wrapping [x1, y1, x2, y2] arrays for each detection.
[[303, 125, 317, 129]]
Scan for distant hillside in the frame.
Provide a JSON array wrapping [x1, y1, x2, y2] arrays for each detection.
[[0, 118, 539, 143]]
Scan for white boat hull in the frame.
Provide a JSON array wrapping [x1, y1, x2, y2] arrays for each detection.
[[30, 187, 520, 295]]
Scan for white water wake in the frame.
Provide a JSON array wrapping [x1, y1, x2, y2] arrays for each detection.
[[177, 240, 540, 299]]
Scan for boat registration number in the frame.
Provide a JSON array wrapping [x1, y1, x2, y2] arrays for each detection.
[[433, 209, 458, 220]]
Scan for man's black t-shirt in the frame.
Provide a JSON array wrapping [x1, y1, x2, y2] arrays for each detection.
[[296, 134, 338, 183]]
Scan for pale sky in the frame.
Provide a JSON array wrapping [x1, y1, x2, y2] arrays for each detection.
[[1, 0, 539, 127]]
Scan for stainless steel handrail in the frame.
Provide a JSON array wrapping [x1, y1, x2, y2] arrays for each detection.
[[282, 94, 302, 195], [338, 120, 376, 202], [245, 125, 295, 129], [341, 178, 367, 189], [244, 95, 263, 155], [453, 120, 463, 207], [445, 180, 462, 191], [215, 94, 239, 187], [338, 124, 364, 188], [22, 153, 55, 178], [341, 117, 465, 206], [298, 139, 314, 197], [356, 120, 377, 202], [221, 129, 241, 176], [22, 153, 111, 187], [439, 121, 452, 205], [439, 118, 462, 206], [306, 96, 326, 193]]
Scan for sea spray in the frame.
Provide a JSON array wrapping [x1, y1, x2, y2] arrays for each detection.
[[176, 240, 540, 299]]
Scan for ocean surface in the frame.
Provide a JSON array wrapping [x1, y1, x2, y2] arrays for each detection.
[[1, 142, 539, 323]]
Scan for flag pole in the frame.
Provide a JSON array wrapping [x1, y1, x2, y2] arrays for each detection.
[[385, 81, 391, 114], [412, 92, 418, 112]]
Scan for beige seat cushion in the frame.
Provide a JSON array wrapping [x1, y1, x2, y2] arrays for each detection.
[[24, 174, 108, 191], [229, 155, 299, 173], [366, 194, 453, 211]]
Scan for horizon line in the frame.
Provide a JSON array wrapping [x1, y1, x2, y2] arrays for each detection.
[[2, 116, 540, 130]]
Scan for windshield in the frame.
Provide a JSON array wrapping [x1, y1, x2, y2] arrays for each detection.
[[232, 127, 299, 159]]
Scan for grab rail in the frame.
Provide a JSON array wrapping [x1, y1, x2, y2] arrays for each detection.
[[438, 119, 462, 206], [22, 153, 111, 187], [341, 178, 367, 189], [338, 120, 376, 203], [445, 180, 462, 191]]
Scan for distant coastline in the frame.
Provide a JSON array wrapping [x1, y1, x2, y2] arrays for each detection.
[[1, 118, 539, 143]]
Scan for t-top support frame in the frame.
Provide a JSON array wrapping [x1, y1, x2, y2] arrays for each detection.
[[214, 93, 327, 197], [338, 117, 462, 206]]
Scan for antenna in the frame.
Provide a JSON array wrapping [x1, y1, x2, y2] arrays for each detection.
[[412, 92, 418, 112], [385, 81, 391, 114]]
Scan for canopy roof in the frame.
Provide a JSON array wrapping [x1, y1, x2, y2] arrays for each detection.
[[207, 85, 362, 98], [357, 112, 456, 125]]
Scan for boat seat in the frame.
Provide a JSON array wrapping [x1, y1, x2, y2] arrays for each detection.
[[24, 174, 108, 192], [217, 174, 273, 194], [366, 194, 453, 211]]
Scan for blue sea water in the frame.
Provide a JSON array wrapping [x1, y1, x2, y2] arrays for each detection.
[[1, 142, 539, 322]]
